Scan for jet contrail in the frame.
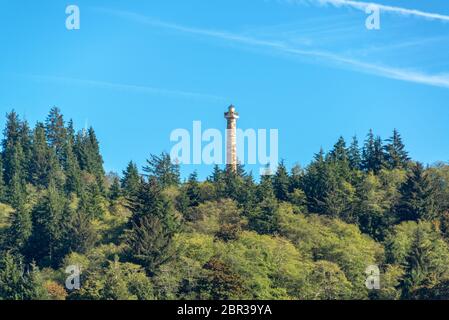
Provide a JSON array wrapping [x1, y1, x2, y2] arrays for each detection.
[[303, 0, 449, 22]]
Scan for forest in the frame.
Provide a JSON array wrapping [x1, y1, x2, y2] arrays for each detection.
[[0, 107, 449, 300]]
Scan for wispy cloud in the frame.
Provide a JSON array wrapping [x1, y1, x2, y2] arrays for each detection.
[[295, 0, 449, 22], [97, 8, 449, 90], [23, 74, 225, 102]]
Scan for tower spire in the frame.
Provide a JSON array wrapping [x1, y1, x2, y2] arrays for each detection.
[[224, 105, 239, 172]]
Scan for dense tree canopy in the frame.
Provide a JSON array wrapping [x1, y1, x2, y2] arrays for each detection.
[[0, 109, 448, 300]]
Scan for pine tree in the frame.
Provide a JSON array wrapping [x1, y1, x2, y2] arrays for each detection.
[[61, 206, 97, 255], [385, 129, 410, 170], [125, 213, 175, 276], [27, 182, 66, 267], [250, 196, 279, 235], [127, 178, 178, 233], [6, 204, 32, 254], [2, 111, 25, 187], [0, 252, 47, 300], [185, 171, 201, 207], [78, 182, 105, 219], [396, 163, 435, 222], [302, 148, 331, 214], [109, 176, 122, 201], [18, 120, 32, 181], [273, 160, 289, 201], [6, 142, 26, 208], [328, 137, 351, 180], [362, 130, 376, 172], [249, 173, 279, 234], [401, 226, 434, 298], [208, 165, 226, 199], [329, 136, 348, 163], [86, 127, 105, 179], [29, 122, 59, 188], [373, 136, 386, 173], [45, 107, 67, 161], [348, 136, 362, 170], [362, 130, 385, 173], [124, 176, 180, 276], [74, 127, 105, 180], [121, 161, 141, 198], [143, 152, 180, 188], [63, 137, 82, 194]]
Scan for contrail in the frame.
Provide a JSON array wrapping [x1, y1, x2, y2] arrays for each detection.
[[97, 8, 449, 89], [301, 0, 449, 22]]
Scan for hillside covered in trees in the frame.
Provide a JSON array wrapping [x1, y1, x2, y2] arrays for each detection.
[[1, 108, 449, 300]]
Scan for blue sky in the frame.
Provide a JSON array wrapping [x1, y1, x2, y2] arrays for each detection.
[[0, 0, 448, 179]]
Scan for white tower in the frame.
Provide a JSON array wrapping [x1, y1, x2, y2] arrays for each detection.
[[224, 105, 239, 172]]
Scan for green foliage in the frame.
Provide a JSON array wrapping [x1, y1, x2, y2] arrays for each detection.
[[143, 152, 180, 188], [0, 252, 48, 300], [121, 161, 141, 198], [385, 221, 449, 298], [396, 163, 436, 222], [385, 129, 410, 170], [0, 109, 448, 301]]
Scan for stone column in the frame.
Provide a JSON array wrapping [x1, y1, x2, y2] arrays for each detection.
[[224, 105, 239, 172]]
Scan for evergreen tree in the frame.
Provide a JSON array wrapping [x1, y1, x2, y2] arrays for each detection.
[[74, 127, 105, 180], [45, 107, 67, 164], [29, 122, 60, 188], [362, 130, 385, 173], [302, 148, 331, 214], [373, 136, 386, 173], [2, 111, 25, 187], [78, 182, 105, 219], [401, 226, 434, 298], [125, 177, 179, 275], [125, 214, 175, 276], [329, 136, 348, 163], [362, 130, 376, 172], [6, 204, 32, 254], [61, 206, 97, 255], [223, 168, 243, 201], [208, 165, 226, 199], [185, 171, 201, 207], [143, 152, 180, 188], [289, 164, 304, 192], [0, 252, 47, 300], [348, 136, 362, 170], [63, 137, 82, 194], [273, 160, 289, 201], [6, 143, 26, 208], [249, 174, 279, 234], [86, 127, 105, 178], [18, 120, 32, 181], [396, 163, 435, 222], [27, 182, 66, 267], [109, 176, 122, 201], [385, 129, 410, 170], [121, 161, 141, 198]]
